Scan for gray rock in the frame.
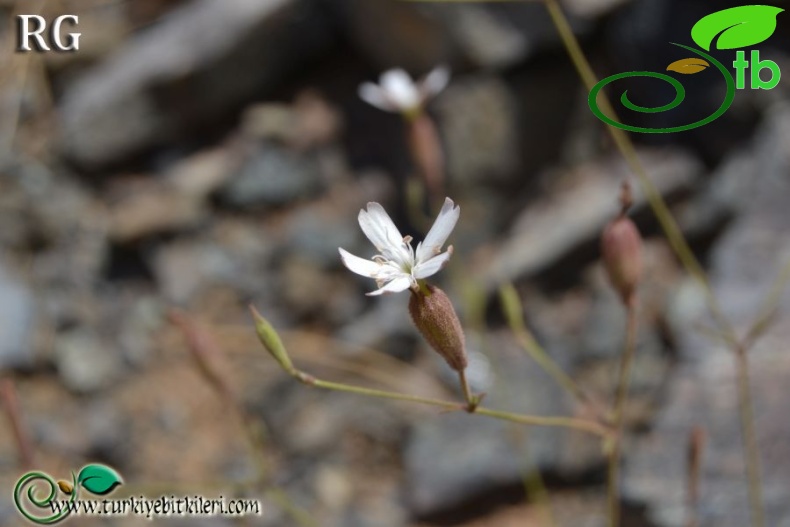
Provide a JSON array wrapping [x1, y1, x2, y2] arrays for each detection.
[[54, 329, 124, 393], [107, 180, 207, 242], [153, 240, 238, 304], [624, 106, 790, 527], [59, 0, 337, 167], [332, 0, 590, 72], [564, 0, 632, 18], [152, 219, 276, 303], [405, 331, 597, 518], [220, 144, 324, 208], [329, 0, 451, 72], [282, 201, 360, 263], [482, 148, 704, 288], [118, 295, 164, 366], [430, 5, 529, 68], [0, 264, 36, 370], [433, 75, 519, 187]]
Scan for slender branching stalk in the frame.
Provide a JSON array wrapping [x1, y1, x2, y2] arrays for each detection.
[[607, 301, 638, 527], [293, 369, 609, 437], [499, 283, 605, 417], [541, 0, 734, 340], [539, 2, 768, 524], [686, 426, 706, 527], [172, 312, 315, 527], [0, 377, 35, 468], [735, 343, 765, 527]]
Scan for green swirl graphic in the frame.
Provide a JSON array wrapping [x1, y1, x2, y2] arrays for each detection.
[[588, 43, 736, 133], [14, 471, 76, 525]]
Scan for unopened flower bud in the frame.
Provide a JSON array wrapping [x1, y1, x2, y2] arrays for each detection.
[[601, 215, 642, 306], [408, 284, 467, 371], [250, 306, 295, 374]]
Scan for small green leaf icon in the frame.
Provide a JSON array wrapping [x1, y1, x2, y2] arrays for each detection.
[[691, 6, 783, 51], [77, 464, 123, 495], [667, 57, 710, 74]]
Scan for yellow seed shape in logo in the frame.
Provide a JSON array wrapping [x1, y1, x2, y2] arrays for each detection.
[[666, 57, 710, 74], [57, 480, 73, 494]]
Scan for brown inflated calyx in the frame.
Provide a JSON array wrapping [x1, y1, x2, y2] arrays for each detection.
[[408, 284, 467, 371]]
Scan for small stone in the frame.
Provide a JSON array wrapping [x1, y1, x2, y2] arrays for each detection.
[[483, 148, 703, 288], [0, 264, 36, 370], [108, 181, 206, 242], [433, 75, 519, 186], [54, 329, 123, 393], [220, 144, 323, 208]]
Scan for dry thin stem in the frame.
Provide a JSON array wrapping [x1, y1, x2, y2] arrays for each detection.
[[686, 426, 706, 527], [172, 313, 315, 527], [293, 370, 611, 437], [607, 301, 638, 527], [0, 377, 35, 468], [541, 0, 734, 342], [539, 1, 769, 523], [735, 344, 765, 527]]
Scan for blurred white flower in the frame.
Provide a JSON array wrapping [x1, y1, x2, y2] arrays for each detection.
[[339, 197, 460, 296], [358, 65, 450, 114]]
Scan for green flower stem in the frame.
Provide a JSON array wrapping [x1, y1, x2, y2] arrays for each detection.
[[499, 284, 604, 417], [735, 344, 765, 527], [296, 371, 465, 410], [295, 370, 611, 437], [457, 368, 479, 411], [474, 407, 611, 437], [607, 302, 638, 527]]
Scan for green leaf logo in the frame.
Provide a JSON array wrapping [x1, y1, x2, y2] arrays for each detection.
[[77, 464, 123, 495], [691, 5, 783, 51]]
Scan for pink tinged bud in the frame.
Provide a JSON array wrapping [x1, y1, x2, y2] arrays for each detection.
[[407, 114, 445, 200], [601, 216, 643, 306], [408, 284, 468, 372]]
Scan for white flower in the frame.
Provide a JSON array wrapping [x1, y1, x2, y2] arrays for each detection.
[[358, 65, 450, 114], [339, 197, 460, 296]]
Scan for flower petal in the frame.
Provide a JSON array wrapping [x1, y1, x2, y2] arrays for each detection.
[[358, 202, 403, 251], [380, 69, 420, 111], [358, 82, 397, 112], [416, 197, 460, 263], [358, 202, 413, 268], [339, 248, 381, 277], [366, 275, 413, 296], [419, 65, 450, 101], [413, 248, 452, 279]]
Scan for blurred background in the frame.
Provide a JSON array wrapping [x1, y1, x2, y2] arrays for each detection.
[[1, 0, 789, 526]]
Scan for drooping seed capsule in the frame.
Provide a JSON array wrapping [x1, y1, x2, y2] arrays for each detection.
[[408, 284, 467, 371], [58, 480, 73, 494], [601, 215, 643, 306]]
